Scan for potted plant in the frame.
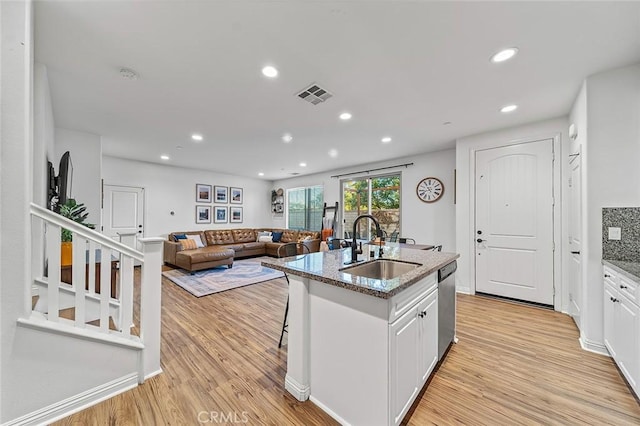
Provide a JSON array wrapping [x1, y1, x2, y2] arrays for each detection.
[[58, 199, 95, 266]]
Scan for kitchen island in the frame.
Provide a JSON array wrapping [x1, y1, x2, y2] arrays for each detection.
[[262, 245, 459, 426]]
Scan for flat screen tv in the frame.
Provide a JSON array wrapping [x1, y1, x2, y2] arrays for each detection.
[[49, 151, 73, 211]]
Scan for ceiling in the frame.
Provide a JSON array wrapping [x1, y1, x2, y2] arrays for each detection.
[[35, 1, 640, 180]]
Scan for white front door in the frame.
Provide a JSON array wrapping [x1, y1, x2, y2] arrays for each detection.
[[475, 139, 554, 305], [103, 185, 145, 250], [568, 147, 582, 326]]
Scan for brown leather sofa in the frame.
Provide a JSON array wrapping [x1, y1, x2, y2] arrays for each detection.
[[164, 228, 321, 272]]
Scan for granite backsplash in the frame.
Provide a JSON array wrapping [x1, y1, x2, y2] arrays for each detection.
[[602, 207, 640, 262]]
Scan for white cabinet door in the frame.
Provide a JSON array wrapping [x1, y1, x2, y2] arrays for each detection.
[[390, 307, 419, 425], [418, 290, 438, 385], [604, 282, 618, 358], [617, 294, 639, 392]]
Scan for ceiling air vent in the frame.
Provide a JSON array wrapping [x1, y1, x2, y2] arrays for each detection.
[[290, 172, 300, 176], [297, 83, 333, 105]]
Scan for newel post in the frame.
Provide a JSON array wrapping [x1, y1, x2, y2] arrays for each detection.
[[138, 237, 164, 383]]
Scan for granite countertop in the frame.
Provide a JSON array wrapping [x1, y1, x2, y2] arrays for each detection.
[[261, 245, 459, 299], [602, 259, 640, 283]]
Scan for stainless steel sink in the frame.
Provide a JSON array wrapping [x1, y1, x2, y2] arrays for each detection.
[[340, 259, 421, 280]]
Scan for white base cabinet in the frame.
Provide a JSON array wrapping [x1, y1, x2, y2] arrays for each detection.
[[603, 265, 640, 397], [289, 272, 440, 426], [390, 288, 438, 425]]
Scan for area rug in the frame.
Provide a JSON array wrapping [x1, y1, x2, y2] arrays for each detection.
[[162, 256, 284, 297]]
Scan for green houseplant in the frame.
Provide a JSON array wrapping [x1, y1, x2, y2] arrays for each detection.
[[58, 199, 95, 265]]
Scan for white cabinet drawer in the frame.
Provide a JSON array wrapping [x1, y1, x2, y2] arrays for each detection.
[[388, 273, 437, 323], [618, 275, 639, 305]]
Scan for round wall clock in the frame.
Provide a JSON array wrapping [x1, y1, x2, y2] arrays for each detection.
[[416, 177, 444, 203]]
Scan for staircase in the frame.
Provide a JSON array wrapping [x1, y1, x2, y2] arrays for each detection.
[[9, 203, 164, 425]]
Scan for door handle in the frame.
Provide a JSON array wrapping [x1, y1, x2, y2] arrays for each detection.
[[138, 230, 142, 234], [571, 251, 580, 254], [477, 238, 485, 243]]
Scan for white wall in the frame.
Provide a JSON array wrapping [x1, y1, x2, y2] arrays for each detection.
[[33, 63, 55, 207], [581, 63, 640, 349], [455, 117, 569, 298], [102, 156, 273, 238], [271, 149, 456, 252], [55, 128, 102, 228]]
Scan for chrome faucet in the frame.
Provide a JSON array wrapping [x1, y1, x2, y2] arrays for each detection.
[[346, 214, 384, 264]]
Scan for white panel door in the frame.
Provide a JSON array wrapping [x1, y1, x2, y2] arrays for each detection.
[[568, 147, 582, 325], [389, 308, 419, 425], [417, 291, 438, 385], [103, 185, 144, 250], [475, 140, 554, 305]]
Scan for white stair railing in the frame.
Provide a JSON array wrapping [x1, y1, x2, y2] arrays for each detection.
[[27, 203, 163, 381]]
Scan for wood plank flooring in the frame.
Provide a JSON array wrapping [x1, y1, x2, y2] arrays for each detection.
[[54, 270, 640, 425]]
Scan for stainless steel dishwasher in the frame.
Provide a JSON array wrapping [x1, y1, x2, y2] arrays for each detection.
[[438, 260, 457, 360]]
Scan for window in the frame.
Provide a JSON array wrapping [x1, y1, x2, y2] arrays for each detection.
[[342, 174, 400, 239], [287, 185, 323, 231]]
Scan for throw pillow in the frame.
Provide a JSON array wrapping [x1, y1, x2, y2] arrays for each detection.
[[272, 232, 283, 242], [180, 239, 197, 250], [173, 233, 187, 242], [258, 235, 273, 242], [256, 231, 272, 242], [186, 234, 205, 248]]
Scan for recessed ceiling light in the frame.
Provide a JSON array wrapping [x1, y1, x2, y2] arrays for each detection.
[[443, 121, 452, 126], [381, 137, 392, 143], [120, 68, 139, 80], [339, 112, 352, 121], [491, 48, 519, 63], [258, 172, 265, 176], [262, 66, 278, 78], [328, 149, 338, 158], [500, 104, 518, 113], [191, 134, 203, 141], [160, 155, 170, 160], [282, 133, 293, 143], [299, 162, 307, 167]]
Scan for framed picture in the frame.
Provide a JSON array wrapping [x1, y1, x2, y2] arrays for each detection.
[[214, 186, 228, 203], [230, 206, 243, 223], [214, 206, 228, 223], [196, 184, 212, 203], [230, 187, 243, 204], [195, 205, 211, 224]]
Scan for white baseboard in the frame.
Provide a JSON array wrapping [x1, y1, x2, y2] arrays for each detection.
[[284, 374, 310, 402], [309, 395, 351, 426], [579, 335, 609, 356], [456, 286, 472, 295], [144, 368, 163, 382], [3, 373, 138, 426]]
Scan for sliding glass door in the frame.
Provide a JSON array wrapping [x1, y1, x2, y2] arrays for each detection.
[[342, 174, 400, 240]]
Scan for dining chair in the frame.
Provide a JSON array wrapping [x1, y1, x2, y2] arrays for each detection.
[[431, 245, 443, 252], [388, 231, 399, 242], [277, 242, 310, 348]]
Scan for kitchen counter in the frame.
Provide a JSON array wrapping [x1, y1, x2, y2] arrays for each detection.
[[602, 259, 640, 282], [261, 245, 459, 299], [263, 244, 459, 425]]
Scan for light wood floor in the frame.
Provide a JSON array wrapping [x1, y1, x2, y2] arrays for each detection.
[[54, 270, 640, 425]]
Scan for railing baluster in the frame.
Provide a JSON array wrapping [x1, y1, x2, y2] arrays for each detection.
[[120, 252, 134, 337], [100, 247, 111, 332], [46, 223, 61, 322], [88, 240, 96, 293], [73, 235, 86, 327]]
